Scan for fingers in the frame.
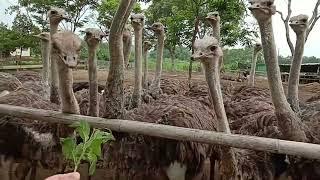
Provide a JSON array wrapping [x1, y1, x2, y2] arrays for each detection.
[[45, 172, 80, 180]]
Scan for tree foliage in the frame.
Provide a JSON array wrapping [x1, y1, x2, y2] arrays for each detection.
[[7, 0, 100, 32], [0, 13, 40, 57]]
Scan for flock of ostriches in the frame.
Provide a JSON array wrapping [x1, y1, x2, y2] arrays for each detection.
[[0, 0, 320, 179]]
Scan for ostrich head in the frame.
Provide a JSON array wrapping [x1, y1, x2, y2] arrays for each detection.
[[34, 32, 50, 42], [143, 41, 152, 51], [52, 31, 82, 68], [47, 7, 69, 24], [289, 14, 309, 33], [84, 28, 106, 48], [248, 0, 276, 21], [206, 11, 220, 24], [151, 22, 165, 36], [254, 42, 262, 52], [192, 36, 223, 66], [130, 13, 145, 30]]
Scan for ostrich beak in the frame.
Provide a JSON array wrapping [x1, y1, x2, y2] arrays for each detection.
[[191, 51, 203, 60], [60, 55, 78, 68]]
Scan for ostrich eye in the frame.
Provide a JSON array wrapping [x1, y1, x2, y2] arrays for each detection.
[[130, 17, 133, 20], [301, 19, 307, 23], [51, 11, 57, 14], [266, 1, 272, 6], [141, 17, 144, 21], [64, 56, 67, 61], [100, 35, 104, 39], [86, 32, 91, 36], [210, 46, 217, 52], [214, 14, 218, 17]]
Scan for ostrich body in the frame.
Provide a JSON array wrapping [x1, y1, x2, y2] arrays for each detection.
[[34, 32, 51, 99], [52, 31, 81, 114], [248, 42, 262, 86], [142, 41, 152, 88], [84, 28, 105, 117], [123, 24, 132, 69], [150, 22, 165, 97], [48, 7, 69, 104], [249, 0, 307, 142], [130, 14, 145, 108], [287, 14, 309, 112], [106, 95, 215, 180], [192, 36, 238, 179]]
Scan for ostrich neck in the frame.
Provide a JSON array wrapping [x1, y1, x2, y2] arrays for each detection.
[[154, 32, 165, 87], [56, 58, 79, 114], [143, 48, 149, 88], [132, 28, 143, 107], [258, 19, 289, 110], [211, 22, 220, 42], [88, 47, 98, 116], [287, 31, 306, 111], [41, 41, 51, 86], [249, 50, 260, 86], [203, 61, 231, 133], [49, 22, 60, 104]]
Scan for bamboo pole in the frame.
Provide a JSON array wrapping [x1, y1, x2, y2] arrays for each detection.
[[0, 104, 320, 160]]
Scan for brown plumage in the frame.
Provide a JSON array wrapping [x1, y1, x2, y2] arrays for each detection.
[[0, 72, 22, 92], [0, 88, 68, 171], [74, 89, 105, 117], [14, 71, 42, 83], [160, 78, 189, 96], [104, 95, 216, 179]]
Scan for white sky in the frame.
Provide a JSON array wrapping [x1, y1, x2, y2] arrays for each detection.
[[1, 0, 320, 57]]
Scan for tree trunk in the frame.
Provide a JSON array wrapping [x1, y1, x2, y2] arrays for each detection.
[[287, 32, 306, 113], [188, 18, 200, 86], [88, 48, 99, 117], [248, 49, 259, 86], [169, 48, 176, 72], [258, 19, 307, 142], [131, 27, 143, 108], [104, 0, 136, 119], [40, 40, 51, 100]]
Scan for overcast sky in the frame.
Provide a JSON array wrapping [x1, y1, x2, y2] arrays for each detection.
[[1, 0, 320, 57]]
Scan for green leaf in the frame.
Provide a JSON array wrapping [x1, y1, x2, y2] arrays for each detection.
[[70, 121, 91, 141], [86, 152, 98, 175], [74, 143, 84, 158], [60, 137, 76, 160]]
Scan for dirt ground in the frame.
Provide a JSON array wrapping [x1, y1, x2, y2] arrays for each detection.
[[73, 69, 319, 102]]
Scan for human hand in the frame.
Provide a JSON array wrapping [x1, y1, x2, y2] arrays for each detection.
[[45, 172, 80, 180]]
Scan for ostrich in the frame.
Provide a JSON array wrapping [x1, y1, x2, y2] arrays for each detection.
[[48, 7, 69, 104], [192, 36, 238, 179], [130, 13, 145, 108], [248, 42, 262, 86], [123, 24, 133, 69], [287, 14, 309, 112], [105, 95, 216, 180], [52, 31, 81, 114], [84, 28, 105, 117], [142, 40, 152, 89], [34, 32, 51, 99], [149, 22, 165, 98], [249, 0, 307, 142], [0, 31, 82, 179]]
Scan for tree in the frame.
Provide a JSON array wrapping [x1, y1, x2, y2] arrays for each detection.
[[277, 0, 320, 56], [97, 0, 142, 29], [7, 0, 99, 32]]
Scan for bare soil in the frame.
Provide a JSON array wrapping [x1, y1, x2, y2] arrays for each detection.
[[73, 69, 319, 102]]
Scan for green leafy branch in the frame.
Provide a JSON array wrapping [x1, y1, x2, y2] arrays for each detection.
[[60, 120, 115, 175]]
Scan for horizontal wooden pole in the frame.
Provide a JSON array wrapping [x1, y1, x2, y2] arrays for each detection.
[[0, 104, 320, 160]]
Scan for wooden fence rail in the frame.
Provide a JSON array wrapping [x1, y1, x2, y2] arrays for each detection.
[[0, 104, 320, 160]]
